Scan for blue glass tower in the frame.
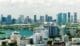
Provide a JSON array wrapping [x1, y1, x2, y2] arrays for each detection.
[[63, 13, 67, 25], [49, 26, 60, 38], [47, 16, 52, 22], [1, 15, 7, 24], [57, 13, 63, 25], [57, 12, 67, 25]]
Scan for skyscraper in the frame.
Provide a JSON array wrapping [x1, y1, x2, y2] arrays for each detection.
[[47, 16, 53, 22], [7, 15, 12, 24], [1, 15, 7, 24], [57, 13, 62, 25], [74, 12, 77, 23], [12, 18, 16, 24], [24, 16, 29, 24], [18, 15, 24, 24], [63, 13, 67, 24], [28, 18, 32, 24], [45, 14, 48, 22], [68, 12, 71, 23], [57, 13, 67, 25], [71, 15, 74, 23], [34, 15, 37, 23], [49, 25, 60, 38], [40, 16, 44, 23]]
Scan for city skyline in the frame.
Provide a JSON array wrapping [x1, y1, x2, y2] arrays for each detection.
[[0, 0, 80, 19], [0, 12, 78, 25], [0, 12, 79, 19], [0, 0, 80, 46]]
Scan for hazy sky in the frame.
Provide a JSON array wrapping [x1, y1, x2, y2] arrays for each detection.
[[0, 0, 80, 19]]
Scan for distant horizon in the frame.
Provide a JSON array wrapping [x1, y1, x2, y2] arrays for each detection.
[[0, 0, 80, 19], [0, 12, 79, 20]]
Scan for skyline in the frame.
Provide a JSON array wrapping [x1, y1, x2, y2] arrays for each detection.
[[0, 12, 78, 25], [0, 0, 80, 19]]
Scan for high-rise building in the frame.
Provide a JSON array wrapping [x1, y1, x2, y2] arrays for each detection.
[[63, 13, 67, 24], [24, 16, 29, 24], [18, 15, 24, 24], [74, 12, 77, 23], [34, 15, 37, 23], [28, 18, 32, 24], [68, 12, 71, 23], [47, 16, 53, 22], [49, 24, 60, 38], [40, 16, 44, 23], [24, 16, 32, 24], [1, 15, 7, 24], [12, 18, 16, 24], [7, 15, 12, 24], [0, 14, 3, 24], [57, 13, 62, 25], [57, 13, 67, 25], [45, 14, 53, 22], [45, 14, 48, 22], [70, 15, 74, 23]]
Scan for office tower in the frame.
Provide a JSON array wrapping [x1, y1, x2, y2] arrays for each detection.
[[12, 18, 16, 24], [33, 33, 43, 44], [57, 13, 62, 25], [24, 16, 32, 24], [1, 15, 7, 24], [68, 12, 71, 23], [49, 24, 60, 38], [40, 16, 44, 23], [45, 14, 53, 22], [63, 13, 67, 24], [28, 18, 32, 24], [57, 13, 67, 25], [33, 26, 48, 44], [34, 15, 37, 23], [71, 15, 74, 23], [47, 16, 53, 22], [74, 12, 77, 23], [45, 14, 48, 22], [0, 14, 3, 24], [24, 16, 29, 24], [7, 15, 12, 24], [18, 15, 24, 24]]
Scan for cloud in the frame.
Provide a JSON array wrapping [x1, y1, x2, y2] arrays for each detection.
[[0, 0, 79, 7], [0, 0, 80, 19]]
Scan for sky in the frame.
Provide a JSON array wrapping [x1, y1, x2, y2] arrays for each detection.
[[0, 0, 80, 19]]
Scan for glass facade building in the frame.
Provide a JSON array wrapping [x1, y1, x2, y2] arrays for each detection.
[[49, 26, 60, 38]]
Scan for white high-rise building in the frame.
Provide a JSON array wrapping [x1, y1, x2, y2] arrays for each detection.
[[17, 15, 24, 24], [33, 25, 48, 44]]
